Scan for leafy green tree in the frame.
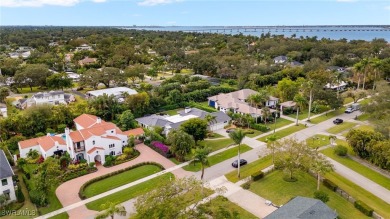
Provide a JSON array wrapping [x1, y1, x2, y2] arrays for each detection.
[[204, 114, 217, 133], [191, 147, 211, 180], [80, 68, 100, 89], [95, 202, 127, 219], [125, 64, 146, 84], [180, 118, 208, 144], [266, 135, 278, 165], [261, 107, 271, 125], [124, 92, 150, 118], [0, 87, 10, 103], [46, 73, 73, 90], [167, 130, 195, 162], [89, 94, 122, 121], [310, 154, 333, 190], [147, 68, 158, 80], [14, 64, 51, 91], [342, 89, 367, 103], [276, 78, 301, 102], [346, 129, 384, 159], [229, 129, 246, 178], [118, 110, 137, 131]]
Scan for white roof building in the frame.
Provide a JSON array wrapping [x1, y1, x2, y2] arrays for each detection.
[[86, 87, 138, 102]]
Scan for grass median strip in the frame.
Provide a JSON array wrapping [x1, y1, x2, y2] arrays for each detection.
[[321, 148, 390, 191], [249, 170, 370, 219], [326, 122, 356, 134], [306, 134, 331, 149], [86, 173, 174, 211], [183, 144, 252, 172], [83, 165, 163, 198], [225, 155, 272, 183], [325, 172, 390, 218], [198, 138, 234, 152], [257, 124, 306, 142], [310, 107, 345, 124]]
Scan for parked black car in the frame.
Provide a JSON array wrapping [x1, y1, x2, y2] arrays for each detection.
[[232, 159, 248, 168], [333, 118, 343, 124]]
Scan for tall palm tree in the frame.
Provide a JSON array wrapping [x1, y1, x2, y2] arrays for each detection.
[[370, 58, 382, 91], [360, 58, 370, 90], [261, 107, 271, 125], [191, 147, 211, 180], [266, 135, 278, 165], [229, 129, 246, 178], [95, 202, 127, 219], [248, 90, 269, 123], [353, 62, 363, 90], [306, 80, 314, 122], [311, 154, 334, 190]]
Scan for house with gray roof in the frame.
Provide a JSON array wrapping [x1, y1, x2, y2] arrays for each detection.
[[0, 149, 16, 203], [136, 107, 231, 135], [273, 55, 288, 64], [16, 91, 75, 109], [265, 196, 338, 219]]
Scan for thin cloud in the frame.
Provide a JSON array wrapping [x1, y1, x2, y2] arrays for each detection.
[[385, 6, 390, 10], [138, 0, 182, 6], [91, 0, 106, 2], [336, 0, 357, 2], [0, 0, 105, 7]]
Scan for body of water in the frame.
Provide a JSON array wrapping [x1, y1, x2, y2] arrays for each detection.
[[125, 26, 390, 41]]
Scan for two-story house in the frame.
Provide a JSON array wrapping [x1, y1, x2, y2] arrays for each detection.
[[0, 150, 16, 204], [21, 91, 75, 109]]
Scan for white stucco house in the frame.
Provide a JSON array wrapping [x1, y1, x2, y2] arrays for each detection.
[[86, 87, 138, 103], [18, 114, 144, 165], [0, 150, 16, 203], [18, 91, 75, 109]]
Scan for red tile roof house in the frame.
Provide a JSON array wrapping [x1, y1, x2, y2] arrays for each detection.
[[18, 114, 144, 165]]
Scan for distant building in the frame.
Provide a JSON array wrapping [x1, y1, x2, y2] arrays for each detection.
[[264, 196, 338, 219], [289, 61, 303, 67], [75, 44, 93, 51], [0, 149, 16, 204], [0, 107, 7, 118], [78, 57, 97, 66], [86, 87, 138, 103], [136, 107, 231, 135], [324, 81, 348, 91], [14, 91, 75, 109], [327, 66, 346, 73], [65, 71, 80, 81], [273, 55, 288, 64], [49, 42, 59, 47]]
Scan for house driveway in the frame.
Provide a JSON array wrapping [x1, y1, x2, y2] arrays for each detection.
[[55, 144, 191, 219]]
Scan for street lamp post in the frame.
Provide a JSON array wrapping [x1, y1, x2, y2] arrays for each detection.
[[295, 107, 299, 126]]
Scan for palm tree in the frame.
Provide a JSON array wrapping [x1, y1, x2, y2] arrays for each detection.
[[360, 58, 370, 90], [248, 90, 269, 123], [229, 129, 246, 178], [266, 135, 278, 165], [328, 135, 337, 146], [306, 80, 314, 122], [332, 71, 345, 97], [261, 107, 271, 125], [311, 154, 334, 190], [191, 147, 211, 180], [353, 62, 363, 90], [95, 202, 127, 219], [204, 114, 217, 133], [370, 58, 382, 91]]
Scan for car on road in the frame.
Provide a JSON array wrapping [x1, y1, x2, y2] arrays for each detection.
[[333, 118, 343, 124], [226, 128, 236, 133], [232, 159, 247, 168], [345, 107, 353, 113]]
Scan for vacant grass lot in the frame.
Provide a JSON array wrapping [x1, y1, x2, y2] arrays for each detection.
[[356, 113, 371, 121], [306, 134, 330, 148], [321, 148, 390, 190], [183, 144, 252, 172], [225, 155, 272, 183], [326, 122, 357, 134], [201, 196, 258, 219], [325, 172, 390, 218], [257, 124, 306, 142], [198, 138, 234, 152], [250, 170, 370, 219], [310, 107, 346, 124], [84, 165, 162, 198], [86, 173, 174, 211]]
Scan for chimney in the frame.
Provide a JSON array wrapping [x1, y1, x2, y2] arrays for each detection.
[[65, 127, 70, 135], [184, 107, 191, 114], [97, 117, 101, 124]]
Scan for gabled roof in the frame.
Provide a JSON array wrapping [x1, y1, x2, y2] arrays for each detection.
[[280, 101, 297, 107], [87, 147, 105, 154], [69, 122, 117, 142], [19, 136, 66, 151], [135, 115, 171, 127], [274, 55, 288, 61], [265, 196, 337, 219], [123, 128, 145, 136], [0, 149, 14, 179]]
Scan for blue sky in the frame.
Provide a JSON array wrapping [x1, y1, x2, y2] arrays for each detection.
[[1, 0, 389, 26]]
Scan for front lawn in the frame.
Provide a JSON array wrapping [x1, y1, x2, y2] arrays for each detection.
[[355, 125, 374, 132], [325, 172, 390, 218], [83, 165, 162, 198], [86, 173, 174, 211], [265, 118, 294, 131], [287, 108, 312, 120], [321, 148, 390, 191], [310, 107, 346, 124], [249, 170, 370, 219], [206, 133, 225, 139], [200, 196, 257, 219], [326, 122, 357, 134], [356, 113, 371, 121], [343, 97, 354, 104], [183, 144, 252, 172], [257, 124, 306, 142], [198, 138, 234, 152], [306, 134, 330, 149], [242, 129, 263, 138], [225, 155, 272, 183]]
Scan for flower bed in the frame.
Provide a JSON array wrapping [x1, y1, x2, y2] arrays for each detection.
[[148, 141, 171, 158]]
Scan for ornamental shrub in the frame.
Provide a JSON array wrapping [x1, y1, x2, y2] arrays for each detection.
[[251, 171, 265, 181], [334, 145, 348, 156], [354, 200, 373, 216], [150, 141, 170, 157], [323, 178, 338, 192], [313, 190, 329, 203]]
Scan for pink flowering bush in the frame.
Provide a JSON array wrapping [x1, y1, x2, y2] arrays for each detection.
[[150, 141, 170, 157]]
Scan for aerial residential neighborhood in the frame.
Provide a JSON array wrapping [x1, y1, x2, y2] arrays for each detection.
[[0, 3, 390, 219]]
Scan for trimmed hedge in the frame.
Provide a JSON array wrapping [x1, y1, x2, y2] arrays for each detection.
[[250, 123, 270, 132], [323, 178, 338, 192], [251, 171, 265, 181], [334, 145, 348, 156], [78, 162, 165, 200], [354, 200, 373, 216]]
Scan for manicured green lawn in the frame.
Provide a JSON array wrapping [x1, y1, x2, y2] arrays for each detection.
[[38, 187, 68, 219], [183, 144, 252, 172], [200, 196, 258, 219], [343, 97, 354, 104], [250, 170, 370, 219], [225, 155, 272, 183], [321, 148, 390, 191], [243, 129, 263, 138], [355, 125, 374, 132], [180, 69, 194, 74], [356, 113, 371, 121], [265, 118, 294, 131], [332, 139, 356, 156], [198, 138, 234, 152], [86, 173, 174, 211], [310, 107, 346, 124], [306, 134, 330, 149], [206, 133, 225, 139], [17, 87, 46, 94], [326, 122, 357, 134], [359, 98, 372, 105], [257, 124, 306, 142], [287, 108, 312, 120], [325, 172, 390, 218], [83, 165, 162, 198]]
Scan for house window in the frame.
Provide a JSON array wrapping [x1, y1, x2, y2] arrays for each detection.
[[93, 140, 95, 145], [123, 141, 125, 144], [109, 144, 115, 148], [1, 179, 8, 186], [3, 191, 10, 200], [110, 151, 115, 156], [111, 131, 114, 133]]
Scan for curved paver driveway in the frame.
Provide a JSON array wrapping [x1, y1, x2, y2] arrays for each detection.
[[56, 144, 191, 219]]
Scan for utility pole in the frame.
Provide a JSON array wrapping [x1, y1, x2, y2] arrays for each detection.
[[296, 107, 299, 126]]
